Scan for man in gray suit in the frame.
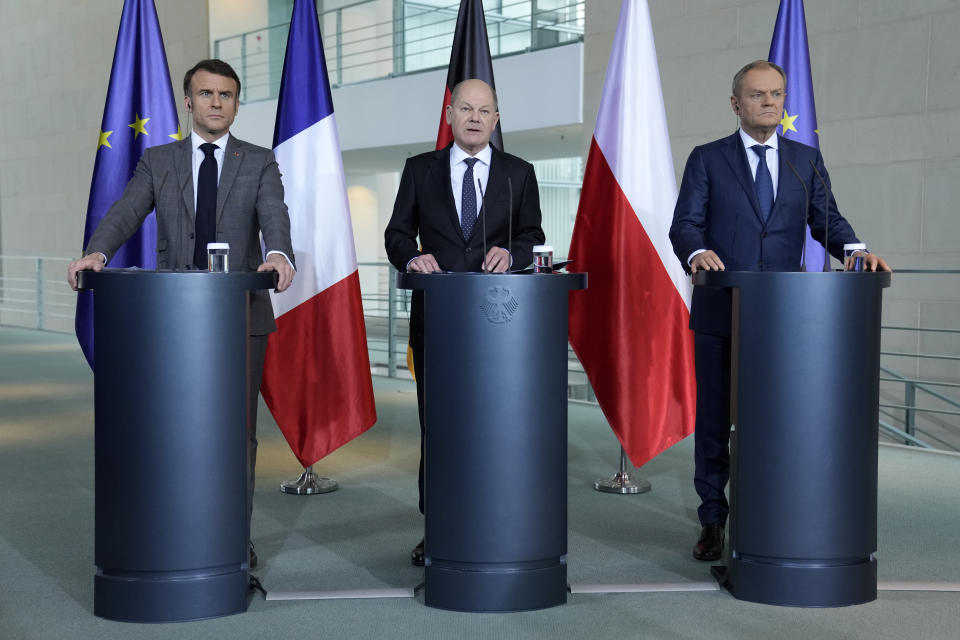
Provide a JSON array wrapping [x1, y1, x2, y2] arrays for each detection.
[[68, 59, 295, 568]]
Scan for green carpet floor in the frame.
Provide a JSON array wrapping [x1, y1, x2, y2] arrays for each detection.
[[0, 326, 957, 639]]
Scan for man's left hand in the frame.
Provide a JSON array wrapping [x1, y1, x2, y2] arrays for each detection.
[[482, 247, 511, 273], [846, 251, 891, 273], [258, 253, 295, 291]]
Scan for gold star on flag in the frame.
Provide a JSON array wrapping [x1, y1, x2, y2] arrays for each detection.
[[168, 125, 184, 141], [98, 130, 113, 149], [780, 109, 799, 134], [128, 113, 150, 138]]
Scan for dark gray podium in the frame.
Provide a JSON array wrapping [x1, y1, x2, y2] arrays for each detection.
[[398, 271, 587, 612], [693, 270, 891, 607], [78, 269, 276, 622]]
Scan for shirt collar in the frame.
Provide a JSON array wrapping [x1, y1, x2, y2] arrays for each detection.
[[191, 130, 230, 152], [450, 142, 493, 167], [738, 128, 779, 151]]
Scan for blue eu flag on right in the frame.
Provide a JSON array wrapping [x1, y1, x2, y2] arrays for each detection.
[[75, 0, 181, 369], [768, 0, 825, 270]]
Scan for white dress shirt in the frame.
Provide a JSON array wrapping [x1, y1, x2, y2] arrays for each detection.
[[738, 128, 779, 198], [190, 130, 228, 211], [450, 142, 492, 225]]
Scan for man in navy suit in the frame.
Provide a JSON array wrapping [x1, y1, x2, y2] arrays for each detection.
[[670, 60, 889, 562], [384, 79, 545, 566]]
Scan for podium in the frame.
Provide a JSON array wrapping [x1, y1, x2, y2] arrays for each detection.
[[78, 269, 276, 622], [397, 271, 587, 612], [693, 270, 891, 607]]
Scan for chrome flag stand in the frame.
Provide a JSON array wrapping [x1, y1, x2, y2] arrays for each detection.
[[594, 446, 651, 494], [280, 466, 338, 495]]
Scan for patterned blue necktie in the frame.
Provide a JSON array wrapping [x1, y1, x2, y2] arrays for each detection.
[[460, 157, 479, 239], [752, 144, 774, 223]]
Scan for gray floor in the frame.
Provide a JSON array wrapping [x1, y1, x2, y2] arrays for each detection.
[[0, 326, 958, 639]]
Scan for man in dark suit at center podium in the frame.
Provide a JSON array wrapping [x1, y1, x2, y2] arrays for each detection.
[[669, 60, 890, 564], [384, 78, 545, 566]]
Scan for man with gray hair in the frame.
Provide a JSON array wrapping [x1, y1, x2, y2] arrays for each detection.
[[669, 60, 889, 562]]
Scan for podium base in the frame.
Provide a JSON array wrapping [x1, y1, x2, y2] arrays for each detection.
[[425, 559, 567, 612], [716, 555, 877, 607], [94, 566, 248, 622]]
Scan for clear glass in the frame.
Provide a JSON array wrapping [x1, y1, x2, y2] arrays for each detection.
[[208, 247, 229, 273], [533, 248, 553, 273]]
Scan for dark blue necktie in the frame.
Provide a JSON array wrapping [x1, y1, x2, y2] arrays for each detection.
[[193, 142, 218, 269], [752, 144, 774, 223], [460, 157, 479, 239]]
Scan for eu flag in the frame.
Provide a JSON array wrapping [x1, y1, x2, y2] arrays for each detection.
[[768, 0, 825, 269], [75, 0, 181, 368]]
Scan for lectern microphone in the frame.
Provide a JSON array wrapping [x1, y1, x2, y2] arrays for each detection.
[[507, 176, 513, 270], [808, 159, 834, 272], [477, 177, 488, 272], [784, 158, 810, 272]]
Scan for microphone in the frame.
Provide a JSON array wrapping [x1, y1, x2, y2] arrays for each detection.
[[784, 158, 809, 272], [507, 176, 513, 272], [477, 177, 488, 272], [808, 159, 834, 272]]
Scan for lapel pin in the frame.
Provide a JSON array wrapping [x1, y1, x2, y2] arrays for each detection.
[[234, 151, 240, 157]]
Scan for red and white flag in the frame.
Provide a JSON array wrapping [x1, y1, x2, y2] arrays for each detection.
[[262, 0, 376, 467], [568, 0, 695, 467]]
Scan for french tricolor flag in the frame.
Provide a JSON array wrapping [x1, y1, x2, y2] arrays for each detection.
[[568, 0, 696, 467], [262, 0, 376, 467]]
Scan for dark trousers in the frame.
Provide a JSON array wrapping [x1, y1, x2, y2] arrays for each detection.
[[693, 331, 732, 527], [247, 334, 269, 528], [413, 347, 426, 515]]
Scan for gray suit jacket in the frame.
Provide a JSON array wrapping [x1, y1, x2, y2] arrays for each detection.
[[85, 135, 294, 335]]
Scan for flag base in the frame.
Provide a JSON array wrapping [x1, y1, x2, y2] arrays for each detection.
[[593, 471, 651, 494], [280, 466, 338, 495], [593, 446, 651, 494]]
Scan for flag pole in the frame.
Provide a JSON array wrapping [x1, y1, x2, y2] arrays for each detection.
[[280, 465, 338, 495], [594, 446, 651, 494]]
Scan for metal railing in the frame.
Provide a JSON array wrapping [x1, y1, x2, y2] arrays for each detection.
[[214, 0, 586, 103], [876, 269, 960, 451], [0, 256, 75, 334], [3, 256, 957, 452]]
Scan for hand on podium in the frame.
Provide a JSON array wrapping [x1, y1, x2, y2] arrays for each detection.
[[481, 247, 510, 273], [407, 254, 441, 273], [845, 251, 891, 273], [257, 253, 295, 292], [67, 253, 107, 291], [690, 250, 725, 274]]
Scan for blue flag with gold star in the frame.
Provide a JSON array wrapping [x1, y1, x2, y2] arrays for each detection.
[[75, 0, 181, 368], [768, 0, 825, 269]]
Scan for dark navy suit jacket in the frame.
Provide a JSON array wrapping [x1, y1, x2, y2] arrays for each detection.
[[670, 132, 860, 337]]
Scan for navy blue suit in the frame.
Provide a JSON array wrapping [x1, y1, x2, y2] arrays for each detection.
[[670, 131, 860, 526]]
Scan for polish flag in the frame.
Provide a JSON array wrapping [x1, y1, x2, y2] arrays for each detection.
[[262, 0, 376, 467], [568, 0, 695, 467]]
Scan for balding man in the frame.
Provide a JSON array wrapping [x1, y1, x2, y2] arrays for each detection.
[[385, 79, 545, 566], [670, 60, 889, 564]]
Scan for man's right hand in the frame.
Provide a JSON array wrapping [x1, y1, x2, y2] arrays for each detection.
[[67, 254, 106, 291], [690, 250, 725, 274], [407, 254, 441, 273]]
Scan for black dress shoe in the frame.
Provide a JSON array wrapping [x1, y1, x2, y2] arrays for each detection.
[[249, 543, 259, 569], [692, 523, 724, 561], [410, 538, 425, 567]]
